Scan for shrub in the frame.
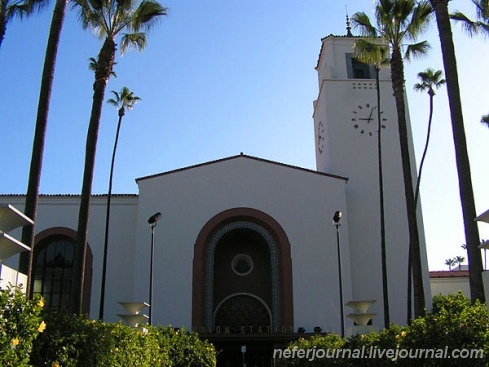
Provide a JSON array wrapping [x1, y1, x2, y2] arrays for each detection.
[[30, 311, 216, 367], [30, 311, 108, 367], [155, 326, 216, 367], [287, 333, 346, 366], [286, 293, 489, 367], [401, 292, 489, 366], [0, 285, 45, 367]]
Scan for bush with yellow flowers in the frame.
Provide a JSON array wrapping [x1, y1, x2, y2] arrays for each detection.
[[30, 311, 216, 367], [0, 285, 45, 367]]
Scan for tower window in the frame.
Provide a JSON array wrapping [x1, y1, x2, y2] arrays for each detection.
[[346, 53, 373, 79]]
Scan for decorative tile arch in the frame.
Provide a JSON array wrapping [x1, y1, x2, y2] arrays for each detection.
[[192, 207, 293, 332]]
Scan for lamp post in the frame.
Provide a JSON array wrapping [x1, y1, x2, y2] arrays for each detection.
[[333, 210, 344, 338], [148, 212, 162, 326]]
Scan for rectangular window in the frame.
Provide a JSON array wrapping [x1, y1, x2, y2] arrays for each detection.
[[345, 53, 374, 79]]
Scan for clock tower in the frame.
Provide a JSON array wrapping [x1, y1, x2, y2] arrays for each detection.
[[313, 33, 431, 326]]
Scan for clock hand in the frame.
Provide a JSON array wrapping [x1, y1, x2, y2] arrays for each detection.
[[366, 107, 374, 122]]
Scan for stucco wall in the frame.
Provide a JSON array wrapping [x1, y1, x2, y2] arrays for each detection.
[[0, 195, 138, 321], [134, 156, 351, 333]]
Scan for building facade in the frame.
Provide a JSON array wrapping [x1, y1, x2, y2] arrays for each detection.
[[1, 33, 431, 366]]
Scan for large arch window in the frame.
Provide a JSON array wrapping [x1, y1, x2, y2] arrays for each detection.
[[32, 235, 74, 311], [32, 227, 92, 314]]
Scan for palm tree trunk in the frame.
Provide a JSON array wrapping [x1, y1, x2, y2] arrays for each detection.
[[19, 0, 68, 292], [431, 0, 485, 303], [99, 111, 123, 320], [414, 91, 434, 206], [72, 37, 116, 314], [390, 47, 425, 318], [0, 2, 7, 48], [376, 67, 390, 327]]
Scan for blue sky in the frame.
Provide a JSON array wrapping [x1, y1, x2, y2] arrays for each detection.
[[1, 0, 488, 270]]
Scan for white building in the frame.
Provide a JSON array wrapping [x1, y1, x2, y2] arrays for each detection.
[[1, 31, 431, 366]]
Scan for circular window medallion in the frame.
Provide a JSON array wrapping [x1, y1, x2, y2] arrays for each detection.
[[231, 254, 253, 276]]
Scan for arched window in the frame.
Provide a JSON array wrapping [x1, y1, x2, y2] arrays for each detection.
[[32, 228, 92, 314], [32, 235, 74, 311]]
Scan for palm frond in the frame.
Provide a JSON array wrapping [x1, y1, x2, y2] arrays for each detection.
[[123, 0, 167, 33], [108, 89, 121, 103], [351, 12, 378, 37], [452, 0, 489, 37], [120, 32, 146, 53], [72, 0, 110, 37], [5, 0, 44, 19], [354, 38, 390, 68], [88, 57, 98, 71], [404, 1, 432, 42], [88, 56, 117, 77], [473, 0, 489, 21], [404, 40, 430, 61], [107, 98, 119, 107], [481, 113, 489, 127], [451, 11, 480, 37]]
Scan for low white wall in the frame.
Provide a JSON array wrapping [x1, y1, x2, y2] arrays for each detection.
[[0, 264, 28, 292], [430, 277, 470, 298]]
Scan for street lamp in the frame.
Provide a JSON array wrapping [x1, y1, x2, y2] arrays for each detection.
[[333, 210, 344, 338], [148, 212, 162, 326]]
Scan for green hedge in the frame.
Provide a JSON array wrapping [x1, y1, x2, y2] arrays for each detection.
[[30, 311, 217, 367], [288, 292, 489, 367], [0, 285, 216, 367]]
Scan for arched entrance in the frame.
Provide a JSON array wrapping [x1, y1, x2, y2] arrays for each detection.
[[192, 208, 294, 366], [192, 207, 293, 332]]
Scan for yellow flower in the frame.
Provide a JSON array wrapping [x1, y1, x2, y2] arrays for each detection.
[[38, 299, 45, 308], [401, 331, 406, 337], [38, 321, 47, 333], [11, 338, 19, 347], [52, 361, 60, 367], [115, 347, 119, 352]]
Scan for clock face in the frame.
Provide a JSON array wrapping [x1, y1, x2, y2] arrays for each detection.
[[351, 102, 387, 136], [317, 121, 324, 154]]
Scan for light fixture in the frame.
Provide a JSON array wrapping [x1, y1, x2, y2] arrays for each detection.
[[148, 212, 162, 325], [333, 210, 344, 337]]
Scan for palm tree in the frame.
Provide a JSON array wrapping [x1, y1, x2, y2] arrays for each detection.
[[430, 0, 485, 303], [0, 0, 45, 48], [19, 0, 70, 290], [445, 257, 456, 270], [99, 87, 140, 320], [413, 68, 446, 206], [451, 2, 489, 126], [455, 255, 465, 270], [70, 0, 166, 314], [353, 39, 392, 326], [352, 0, 432, 320]]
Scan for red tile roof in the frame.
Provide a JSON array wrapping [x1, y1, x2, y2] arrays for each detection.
[[429, 270, 469, 278]]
